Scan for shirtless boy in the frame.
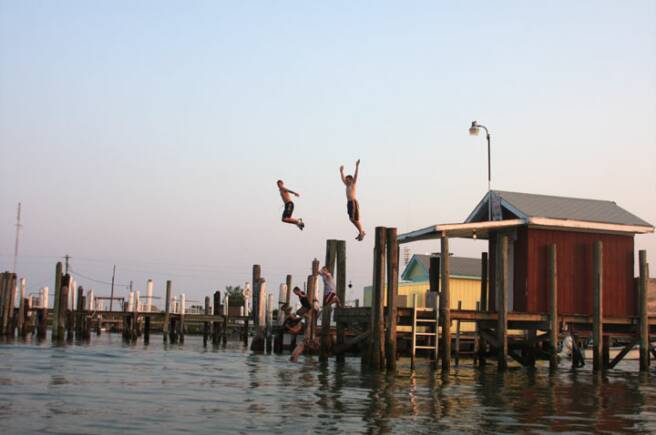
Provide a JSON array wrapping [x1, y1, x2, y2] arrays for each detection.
[[339, 159, 365, 241], [277, 180, 304, 230]]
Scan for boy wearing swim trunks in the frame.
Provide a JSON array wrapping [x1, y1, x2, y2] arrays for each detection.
[[277, 180, 304, 230], [319, 267, 342, 308], [339, 160, 365, 241]]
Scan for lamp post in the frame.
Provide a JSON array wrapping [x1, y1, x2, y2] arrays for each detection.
[[469, 121, 492, 220]]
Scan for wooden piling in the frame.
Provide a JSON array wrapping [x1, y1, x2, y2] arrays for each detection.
[[368, 227, 386, 369], [335, 240, 347, 363], [475, 301, 484, 366], [213, 291, 221, 345], [222, 295, 228, 347], [548, 244, 559, 370], [385, 228, 399, 371], [639, 250, 650, 371], [285, 275, 292, 307], [320, 240, 338, 361], [440, 233, 451, 371], [144, 315, 150, 344], [480, 252, 488, 312], [252, 265, 261, 325], [250, 278, 267, 352], [0, 273, 7, 335], [163, 280, 171, 343], [496, 233, 509, 370], [76, 286, 84, 339], [455, 301, 462, 366], [592, 240, 603, 371], [16, 278, 26, 337], [203, 296, 210, 347], [243, 317, 249, 346], [52, 263, 63, 341]]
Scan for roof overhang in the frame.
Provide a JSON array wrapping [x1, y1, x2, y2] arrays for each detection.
[[399, 217, 654, 244], [398, 219, 525, 244]]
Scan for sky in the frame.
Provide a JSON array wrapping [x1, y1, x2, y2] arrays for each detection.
[[1, 1, 654, 307]]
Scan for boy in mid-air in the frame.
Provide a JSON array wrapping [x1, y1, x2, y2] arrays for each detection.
[[277, 180, 304, 230], [319, 267, 342, 308], [339, 159, 365, 241]]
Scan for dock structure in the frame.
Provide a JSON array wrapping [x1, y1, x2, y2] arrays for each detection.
[[0, 190, 653, 376]]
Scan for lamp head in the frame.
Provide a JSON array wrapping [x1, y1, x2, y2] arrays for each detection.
[[469, 121, 480, 136]]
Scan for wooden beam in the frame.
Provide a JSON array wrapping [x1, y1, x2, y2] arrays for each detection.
[[334, 330, 371, 354], [639, 250, 650, 371], [496, 233, 509, 370], [609, 337, 639, 369], [336, 240, 347, 363], [440, 233, 451, 371], [368, 227, 386, 369], [548, 244, 558, 370], [385, 228, 399, 371], [592, 240, 603, 371]]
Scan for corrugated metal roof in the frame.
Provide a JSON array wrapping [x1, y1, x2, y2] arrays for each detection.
[[490, 191, 651, 227], [407, 254, 481, 279]]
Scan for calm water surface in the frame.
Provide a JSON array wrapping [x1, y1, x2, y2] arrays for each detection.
[[1, 334, 655, 434]]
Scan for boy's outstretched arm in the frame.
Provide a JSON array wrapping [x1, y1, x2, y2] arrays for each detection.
[[285, 187, 300, 197], [339, 165, 347, 185], [353, 159, 360, 182]]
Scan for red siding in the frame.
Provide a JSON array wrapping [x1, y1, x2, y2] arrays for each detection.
[[526, 228, 635, 316]]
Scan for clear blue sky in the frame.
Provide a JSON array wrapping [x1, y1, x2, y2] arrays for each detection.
[[1, 1, 654, 305]]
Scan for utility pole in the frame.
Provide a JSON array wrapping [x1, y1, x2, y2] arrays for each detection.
[[13, 202, 22, 274], [109, 265, 116, 312], [64, 255, 70, 275]]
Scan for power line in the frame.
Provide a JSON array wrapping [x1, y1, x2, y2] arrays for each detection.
[[69, 266, 129, 288]]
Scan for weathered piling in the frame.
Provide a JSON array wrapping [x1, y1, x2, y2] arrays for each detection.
[[252, 265, 261, 325], [0, 273, 8, 335], [213, 291, 221, 345], [304, 259, 320, 347], [548, 244, 559, 370], [320, 240, 337, 361], [385, 228, 399, 371], [52, 263, 63, 341], [250, 278, 267, 352], [61, 276, 72, 341], [17, 278, 26, 337], [639, 250, 650, 371], [265, 293, 273, 354], [203, 296, 210, 347], [222, 295, 228, 347], [76, 286, 85, 339], [179, 294, 185, 343], [144, 315, 150, 344], [496, 234, 509, 370], [440, 233, 451, 371], [592, 240, 603, 371], [163, 280, 171, 343], [455, 301, 462, 366], [368, 227, 387, 369], [285, 275, 292, 307], [429, 255, 440, 308], [335, 240, 347, 363], [478, 252, 488, 366]]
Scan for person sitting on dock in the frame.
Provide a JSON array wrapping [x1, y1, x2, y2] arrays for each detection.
[[340, 159, 365, 241], [319, 267, 342, 308], [282, 307, 303, 336], [293, 286, 313, 316], [277, 179, 305, 230]]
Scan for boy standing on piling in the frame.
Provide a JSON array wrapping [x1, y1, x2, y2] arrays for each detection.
[[319, 267, 342, 308], [339, 159, 365, 241], [277, 180, 305, 230]]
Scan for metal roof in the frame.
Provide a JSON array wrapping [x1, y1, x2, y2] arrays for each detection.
[[467, 190, 653, 228], [403, 254, 481, 279]]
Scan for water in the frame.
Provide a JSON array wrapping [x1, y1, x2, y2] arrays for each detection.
[[1, 335, 655, 434]]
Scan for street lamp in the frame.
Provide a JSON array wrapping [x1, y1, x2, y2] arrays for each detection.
[[469, 121, 492, 220]]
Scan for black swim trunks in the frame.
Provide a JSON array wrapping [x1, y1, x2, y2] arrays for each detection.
[[347, 200, 360, 221], [282, 201, 294, 219]]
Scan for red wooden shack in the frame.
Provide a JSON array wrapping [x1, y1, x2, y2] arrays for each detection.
[[399, 191, 654, 318]]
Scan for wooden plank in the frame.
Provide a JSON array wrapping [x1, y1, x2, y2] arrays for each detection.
[[639, 250, 649, 371], [385, 228, 399, 371], [336, 240, 346, 363], [440, 233, 451, 371], [609, 337, 639, 369], [593, 240, 603, 371], [320, 240, 337, 361], [496, 233, 508, 370], [548, 244, 558, 370], [368, 227, 386, 369]]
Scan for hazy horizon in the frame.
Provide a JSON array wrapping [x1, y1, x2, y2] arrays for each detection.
[[1, 1, 654, 305]]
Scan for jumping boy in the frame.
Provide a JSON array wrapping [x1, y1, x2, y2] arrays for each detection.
[[339, 159, 365, 241], [319, 267, 342, 308], [277, 180, 304, 230], [292, 286, 313, 316], [282, 306, 303, 336]]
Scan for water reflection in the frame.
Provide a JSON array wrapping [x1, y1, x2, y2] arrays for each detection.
[[0, 335, 655, 434]]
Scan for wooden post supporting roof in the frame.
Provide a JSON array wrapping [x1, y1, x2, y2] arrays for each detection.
[[320, 240, 337, 361], [335, 240, 347, 363], [548, 244, 559, 370], [639, 250, 650, 371], [385, 228, 399, 371], [440, 233, 451, 371], [592, 240, 603, 371], [496, 233, 508, 371], [368, 227, 387, 369]]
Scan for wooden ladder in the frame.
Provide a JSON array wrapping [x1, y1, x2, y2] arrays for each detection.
[[411, 293, 440, 369]]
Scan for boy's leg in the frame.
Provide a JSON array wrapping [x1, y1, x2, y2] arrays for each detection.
[[291, 342, 305, 361]]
